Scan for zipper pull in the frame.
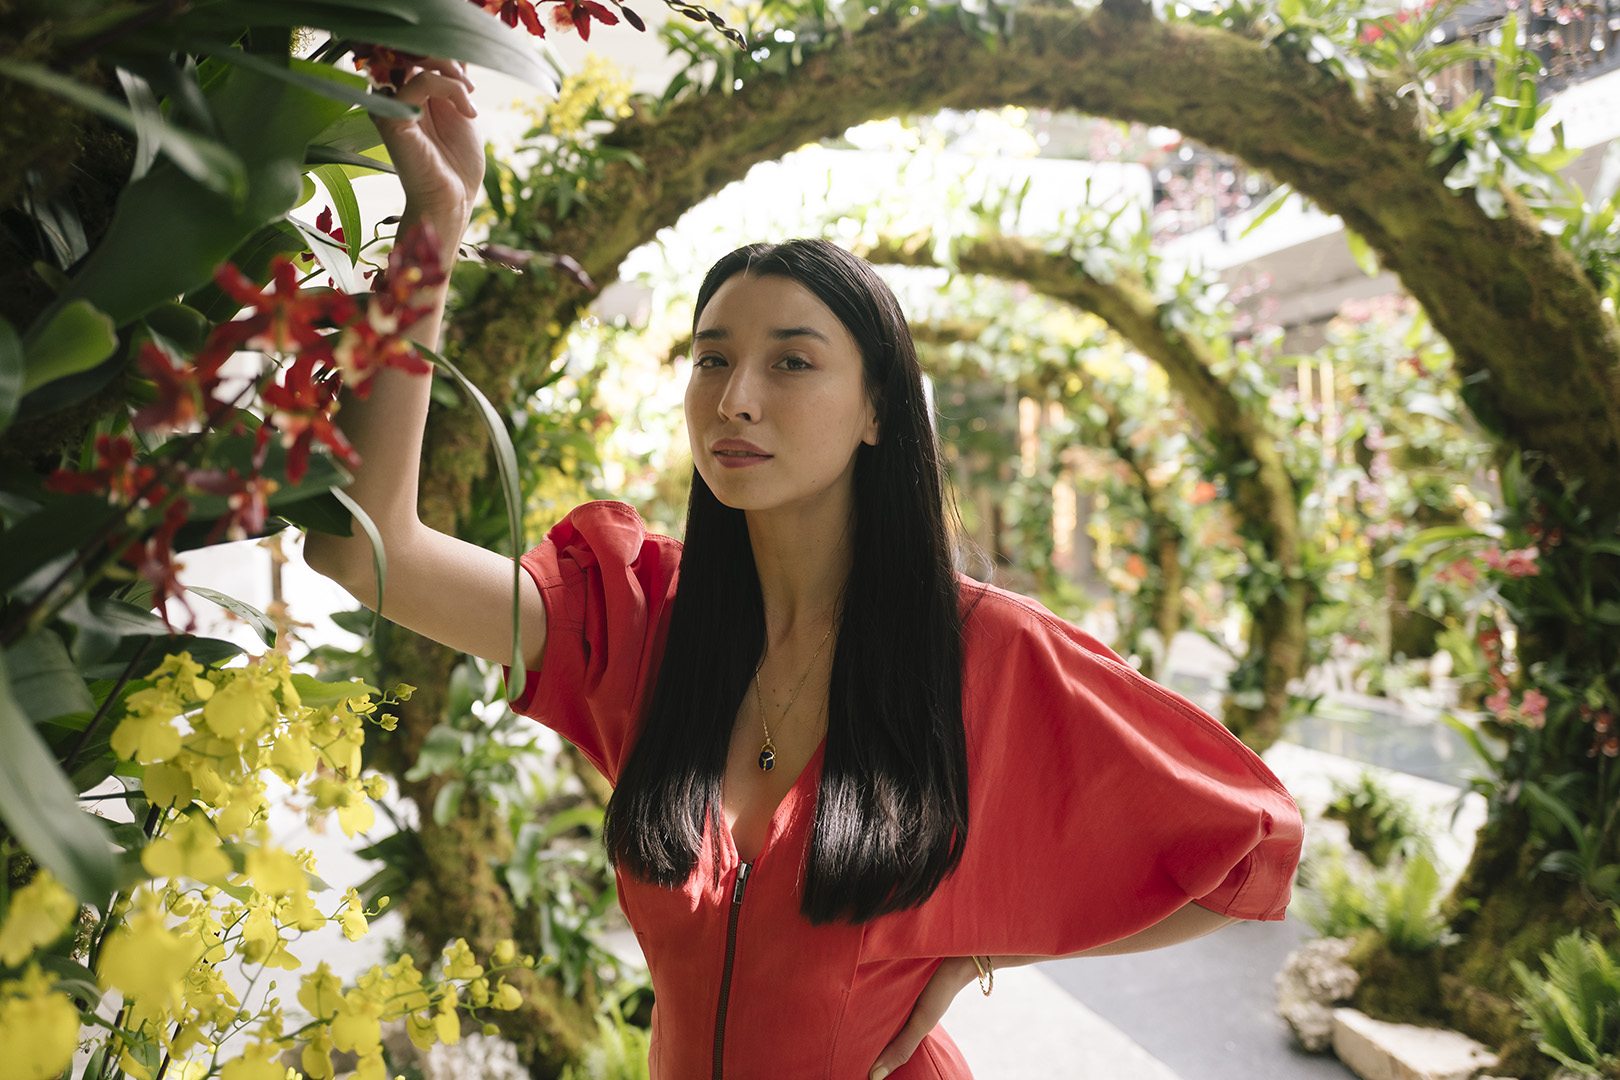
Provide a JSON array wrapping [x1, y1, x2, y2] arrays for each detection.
[[733, 861, 752, 905]]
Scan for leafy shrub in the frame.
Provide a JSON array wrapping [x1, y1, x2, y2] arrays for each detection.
[[1295, 841, 1458, 953], [1323, 770, 1434, 868], [1511, 907, 1620, 1076]]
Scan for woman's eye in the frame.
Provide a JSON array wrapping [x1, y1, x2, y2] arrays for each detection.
[[780, 355, 811, 371], [695, 354, 724, 368]]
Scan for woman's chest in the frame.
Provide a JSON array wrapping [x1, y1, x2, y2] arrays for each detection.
[[721, 694, 826, 863]]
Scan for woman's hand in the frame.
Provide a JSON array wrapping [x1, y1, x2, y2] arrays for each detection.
[[372, 57, 485, 225], [868, 957, 980, 1080]]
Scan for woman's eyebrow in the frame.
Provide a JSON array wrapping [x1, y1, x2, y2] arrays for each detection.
[[693, 326, 831, 344]]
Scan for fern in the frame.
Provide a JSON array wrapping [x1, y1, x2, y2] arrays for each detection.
[[1511, 909, 1620, 1074]]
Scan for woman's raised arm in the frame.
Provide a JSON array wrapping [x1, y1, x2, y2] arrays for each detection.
[[302, 59, 548, 674]]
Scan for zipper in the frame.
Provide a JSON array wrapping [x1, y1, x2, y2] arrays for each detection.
[[711, 859, 752, 1079]]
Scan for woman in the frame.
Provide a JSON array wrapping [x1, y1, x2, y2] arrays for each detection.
[[305, 59, 1305, 1079]]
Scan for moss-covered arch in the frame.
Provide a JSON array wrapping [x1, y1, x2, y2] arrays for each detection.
[[854, 231, 1304, 750], [907, 317, 1192, 680]]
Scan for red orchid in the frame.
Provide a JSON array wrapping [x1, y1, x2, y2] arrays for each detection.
[[322, 318, 433, 400], [546, 0, 620, 40], [115, 496, 198, 634], [188, 466, 280, 545], [211, 255, 356, 357], [132, 342, 230, 435], [259, 356, 361, 486], [369, 219, 448, 332], [350, 43, 421, 90], [44, 434, 167, 509], [479, 0, 547, 35]]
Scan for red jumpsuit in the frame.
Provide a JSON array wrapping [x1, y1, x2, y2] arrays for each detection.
[[503, 500, 1305, 1079]]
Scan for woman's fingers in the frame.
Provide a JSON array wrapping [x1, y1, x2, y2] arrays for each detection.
[[414, 55, 476, 92], [377, 70, 477, 122], [868, 960, 976, 1080]]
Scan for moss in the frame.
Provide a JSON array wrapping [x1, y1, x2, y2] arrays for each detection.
[[1347, 930, 1448, 1025]]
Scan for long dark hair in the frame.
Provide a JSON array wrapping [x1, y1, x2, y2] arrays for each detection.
[[603, 238, 976, 924]]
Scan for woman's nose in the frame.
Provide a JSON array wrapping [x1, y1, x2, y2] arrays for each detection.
[[717, 366, 759, 423]]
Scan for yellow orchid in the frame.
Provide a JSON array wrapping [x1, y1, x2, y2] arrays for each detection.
[[0, 868, 79, 966], [96, 902, 194, 1012], [0, 962, 80, 1080], [142, 811, 232, 885]]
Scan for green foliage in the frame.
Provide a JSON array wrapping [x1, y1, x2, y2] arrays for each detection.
[[1296, 841, 1459, 952], [1323, 770, 1434, 868], [559, 1007, 654, 1080], [1511, 907, 1620, 1075]]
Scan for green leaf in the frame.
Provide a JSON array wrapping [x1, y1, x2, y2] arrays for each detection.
[[304, 143, 395, 175], [1594, 601, 1620, 625], [114, 66, 164, 184], [310, 108, 387, 157], [0, 56, 246, 201], [330, 488, 387, 643], [1344, 228, 1380, 277], [416, 343, 528, 701], [0, 650, 119, 906], [0, 315, 21, 436], [20, 299, 119, 397], [1239, 183, 1293, 239], [182, 220, 309, 325], [191, 44, 420, 121], [312, 164, 363, 265], [186, 586, 278, 649], [29, 61, 351, 351], [168, 0, 558, 91], [7, 630, 96, 725], [288, 672, 379, 704]]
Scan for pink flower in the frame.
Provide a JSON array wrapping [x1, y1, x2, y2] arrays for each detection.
[[1483, 545, 1541, 578], [1486, 687, 1514, 720], [1519, 689, 1548, 729]]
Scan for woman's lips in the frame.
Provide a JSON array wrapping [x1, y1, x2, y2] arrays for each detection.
[[714, 450, 772, 468]]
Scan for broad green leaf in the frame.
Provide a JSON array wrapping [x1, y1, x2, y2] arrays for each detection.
[[192, 43, 420, 120], [0, 56, 246, 200], [416, 343, 528, 701], [0, 315, 21, 436], [312, 164, 363, 265], [29, 61, 352, 353], [310, 108, 387, 156], [183, 220, 308, 325], [0, 493, 111, 598], [0, 650, 119, 906], [20, 299, 119, 396], [187, 586, 278, 649], [331, 488, 387, 643], [7, 630, 96, 725], [167, 0, 557, 91], [79, 634, 244, 683]]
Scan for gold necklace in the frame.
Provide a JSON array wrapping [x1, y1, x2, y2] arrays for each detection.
[[753, 621, 835, 772]]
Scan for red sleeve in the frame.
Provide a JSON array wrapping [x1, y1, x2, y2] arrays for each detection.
[[499, 500, 681, 784], [862, 584, 1304, 961]]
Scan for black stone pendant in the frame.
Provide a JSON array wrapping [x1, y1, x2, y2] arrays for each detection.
[[758, 744, 776, 772]]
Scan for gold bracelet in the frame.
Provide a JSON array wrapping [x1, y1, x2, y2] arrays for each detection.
[[971, 955, 994, 996]]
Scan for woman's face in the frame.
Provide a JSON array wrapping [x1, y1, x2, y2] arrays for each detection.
[[685, 273, 879, 514]]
